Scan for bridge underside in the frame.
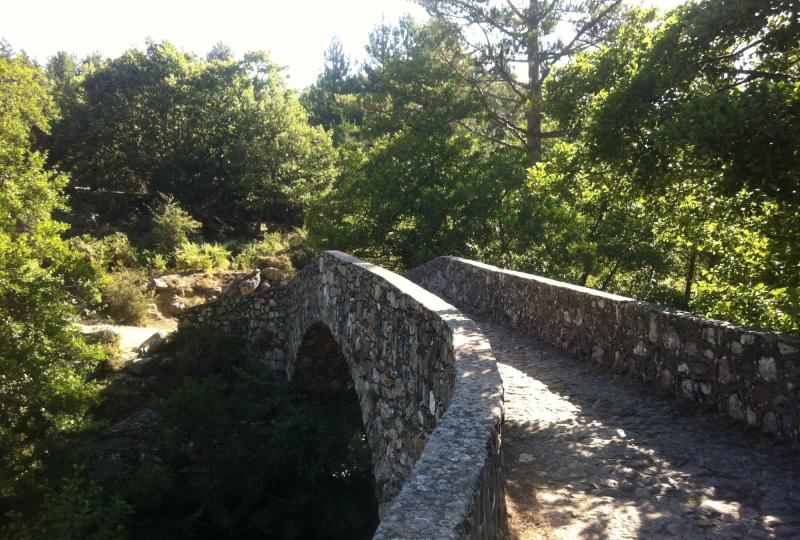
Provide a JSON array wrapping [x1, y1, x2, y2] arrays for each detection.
[[295, 322, 352, 396]]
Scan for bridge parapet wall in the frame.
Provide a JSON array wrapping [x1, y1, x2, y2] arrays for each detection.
[[178, 286, 288, 377], [180, 252, 506, 538], [408, 256, 800, 444]]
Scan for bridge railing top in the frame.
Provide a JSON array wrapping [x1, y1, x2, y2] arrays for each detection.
[[431, 255, 798, 337], [319, 252, 505, 538]]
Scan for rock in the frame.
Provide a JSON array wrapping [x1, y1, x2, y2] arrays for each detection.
[[728, 394, 744, 420], [758, 356, 777, 382], [239, 271, 261, 296], [518, 453, 535, 463], [601, 478, 619, 489], [762, 411, 779, 433], [256, 280, 272, 292], [137, 330, 167, 355], [150, 277, 169, 290], [700, 499, 738, 517], [260, 266, 285, 284], [779, 340, 799, 355], [222, 281, 239, 297], [189, 274, 224, 296], [775, 525, 799, 537], [126, 355, 157, 375], [666, 521, 688, 535], [89, 408, 162, 480], [170, 298, 186, 315], [81, 327, 120, 347]]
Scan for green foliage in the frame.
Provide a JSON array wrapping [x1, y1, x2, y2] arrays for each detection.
[[0, 47, 104, 507], [232, 231, 286, 269], [231, 230, 309, 273], [173, 242, 231, 273], [100, 270, 150, 325], [45, 41, 338, 235], [542, 0, 800, 331], [308, 18, 522, 270], [416, 0, 625, 164], [97, 327, 379, 539], [71, 232, 140, 270], [282, 227, 317, 268], [301, 38, 363, 143], [5, 470, 133, 540], [150, 196, 202, 257], [146, 252, 168, 273]]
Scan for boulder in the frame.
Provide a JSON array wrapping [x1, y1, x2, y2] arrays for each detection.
[[81, 327, 120, 347], [238, 270, 261, 296], [137, 330, 167, 355], [150, 277, 169, 291], [260, 266, 285, 284], [256, 280, 272, 292], [160, 294, 186, 317], [126, 355, 158, 376], [146, 303, 160, 317], [170, 298, 186, 315], [89, 408, 163, 480]]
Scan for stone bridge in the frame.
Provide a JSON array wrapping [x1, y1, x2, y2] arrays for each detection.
[[180, 252, 506, 538], [181, 252, 800, 539]]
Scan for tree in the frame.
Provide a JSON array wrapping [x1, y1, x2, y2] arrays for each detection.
[[417, 0, 626, 165], [308, 19, 524, 269], [0, 47, 103, 505], [544, 0, 800, 330], [302, 38, 357, 133], [44, 41, 337, 236], [206, 41, 233, 62]]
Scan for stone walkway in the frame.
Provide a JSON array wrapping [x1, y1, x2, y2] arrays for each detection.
[[474, 319, 800, 539]]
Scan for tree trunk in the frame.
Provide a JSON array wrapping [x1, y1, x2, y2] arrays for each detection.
[[600, 261, 621, 291], [525, 0, 542, 167], [684, 247, 698, 304]]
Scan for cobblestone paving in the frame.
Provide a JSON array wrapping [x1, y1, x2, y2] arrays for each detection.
[[474, 319, 800, 539]]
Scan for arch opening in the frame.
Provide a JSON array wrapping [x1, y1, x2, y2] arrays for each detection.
[[294, 322, 379, 537], [295, 322, 353, 396]]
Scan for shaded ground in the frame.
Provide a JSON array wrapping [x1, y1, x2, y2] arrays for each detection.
[[473, 319, 800, 540]]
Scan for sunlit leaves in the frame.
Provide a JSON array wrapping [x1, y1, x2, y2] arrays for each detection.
[[0, 50, 104, 501]]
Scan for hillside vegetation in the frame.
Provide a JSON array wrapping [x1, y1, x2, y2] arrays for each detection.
[[0, 0, 798, 536]]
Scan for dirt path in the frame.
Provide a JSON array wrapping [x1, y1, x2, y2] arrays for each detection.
[[81, 323, 173, 362], [474, 319, 800, 539]]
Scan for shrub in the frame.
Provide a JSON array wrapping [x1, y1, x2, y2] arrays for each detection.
[[0, 51, 105, 507], [104, 327, 379, 539], [232, 232, 286, 270], [4, 470, 133, 540], [233, 232, 298, 276], [150, 196, 201, 257], [100, 270, 150, 325], [283, 227, 316, 269], [174, 242, 231, 273], [144, 252, 168, 273], [72, 232, 140, 270]]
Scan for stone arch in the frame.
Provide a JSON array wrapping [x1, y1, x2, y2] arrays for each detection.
[[291, 318, 395, 515], [180, 251, 506, 537], [293, 321, 381, 521], [294, 322, 352, 396]]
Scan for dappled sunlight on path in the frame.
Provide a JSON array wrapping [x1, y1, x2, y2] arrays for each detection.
[[475, 320, 800, 539]]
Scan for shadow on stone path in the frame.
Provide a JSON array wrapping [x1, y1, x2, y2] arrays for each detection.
[[472, 319, 800, 540]]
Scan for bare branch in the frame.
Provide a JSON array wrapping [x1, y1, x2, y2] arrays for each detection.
[[456, 119, 519, 148]]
